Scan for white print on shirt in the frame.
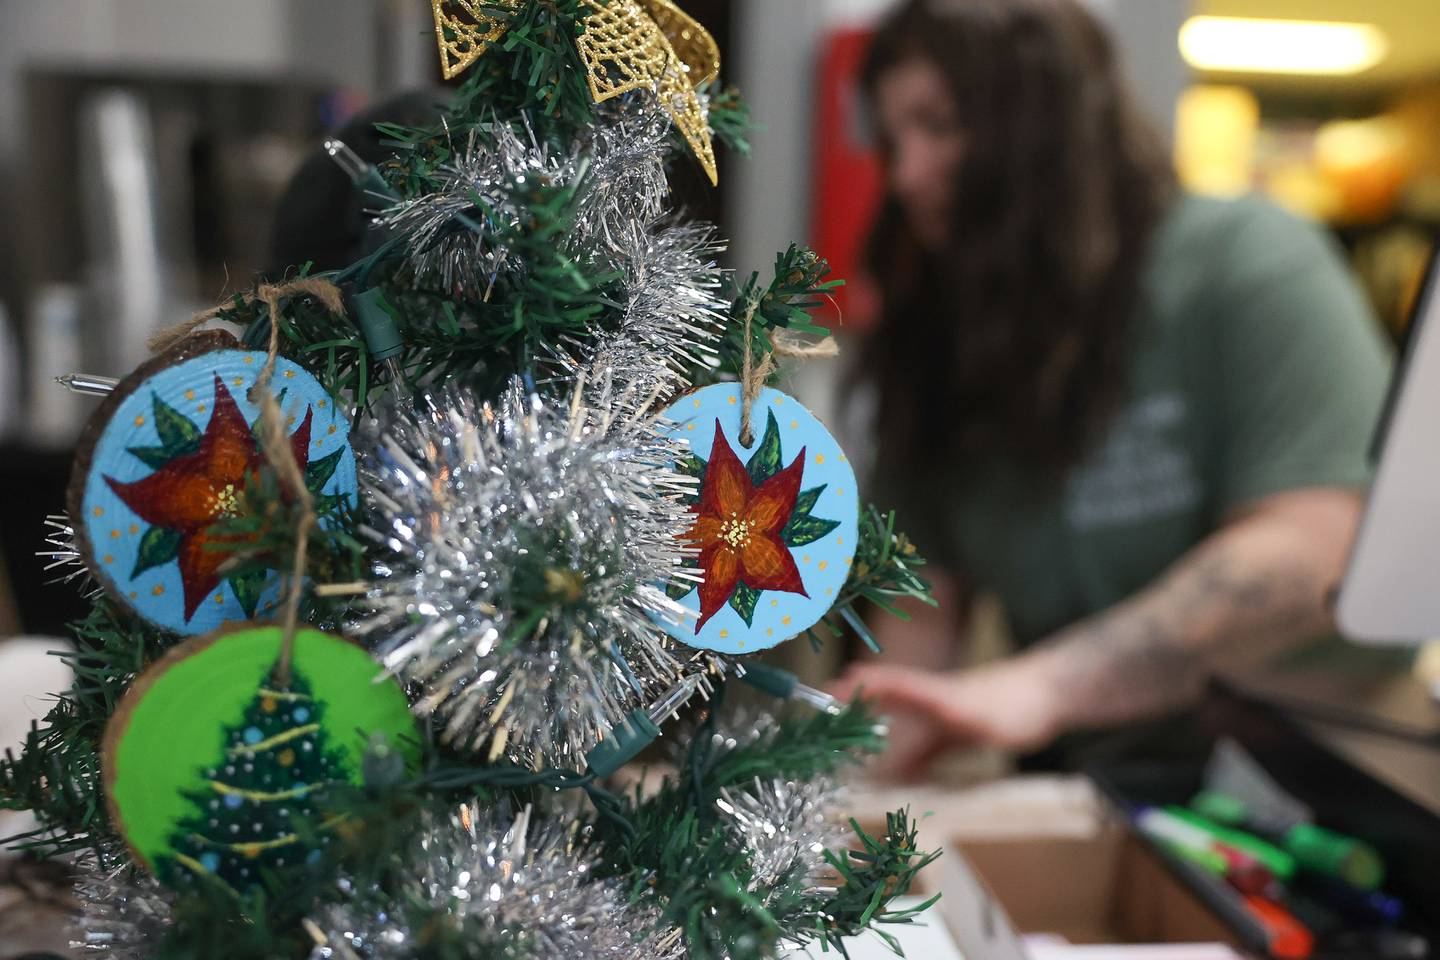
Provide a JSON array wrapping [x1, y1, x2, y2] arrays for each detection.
[[1064, 392, 1200, 531]]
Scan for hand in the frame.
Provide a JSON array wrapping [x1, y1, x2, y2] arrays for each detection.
[[830, 657, 1065, 779]]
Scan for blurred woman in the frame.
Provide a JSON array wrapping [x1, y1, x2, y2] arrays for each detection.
[[832, 0, 1391, 774]]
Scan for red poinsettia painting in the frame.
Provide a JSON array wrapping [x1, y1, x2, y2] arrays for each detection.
[[684, 422, 810, 631], [669, 406, 846, 636], [105, 375, 314, 621]]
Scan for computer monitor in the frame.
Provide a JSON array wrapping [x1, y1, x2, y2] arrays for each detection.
[[1337, 247, 1440, 645]]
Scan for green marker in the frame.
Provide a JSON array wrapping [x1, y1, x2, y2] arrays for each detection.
[[1189, 791, 1385, 890], [1285, 823, 1384, 891], [1163, 806, 1297, 880]]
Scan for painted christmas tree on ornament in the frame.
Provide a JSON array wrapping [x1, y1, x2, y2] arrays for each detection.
[[2, 3, 942, 958], [163, 666, 346, 887]]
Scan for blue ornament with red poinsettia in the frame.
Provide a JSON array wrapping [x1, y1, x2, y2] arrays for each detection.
[[69, 335, 356, 635], [657, 383, 859, 654]]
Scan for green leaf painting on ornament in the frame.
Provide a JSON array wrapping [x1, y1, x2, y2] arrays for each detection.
[[126, 394, 202, 471], [745, 411, 783, 488], [782, 484, 842, 548], [160, 662, 348, 891], [728, 581, 760, 626], [306, 448, 345, 495], [130, 526, 182, 579], [227, 569, 267, 620], [783, 516, 842, 549]]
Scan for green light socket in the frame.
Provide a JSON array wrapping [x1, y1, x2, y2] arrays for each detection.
[[352, 287, 405, 361], [584, 709, 660, 777]]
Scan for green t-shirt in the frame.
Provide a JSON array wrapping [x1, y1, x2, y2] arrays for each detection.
[[892, 193, 1393, 647]]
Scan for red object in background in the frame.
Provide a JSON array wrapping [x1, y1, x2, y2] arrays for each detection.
[[1243, 895, 1315, 960], [810, 28, 884, 334]]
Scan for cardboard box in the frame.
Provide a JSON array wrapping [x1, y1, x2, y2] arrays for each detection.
[[845, 774, 1108, 894], [848, 776, 1241, 960], [937, 825, 1239, 960]]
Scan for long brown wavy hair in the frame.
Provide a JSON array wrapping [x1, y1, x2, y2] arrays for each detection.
[[856, 0, 1176, 477]]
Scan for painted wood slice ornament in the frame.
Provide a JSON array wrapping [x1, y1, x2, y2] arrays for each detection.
[[102, 623, 418, 890], [67, 332, 358, 635], [658, 383, 859, 654]]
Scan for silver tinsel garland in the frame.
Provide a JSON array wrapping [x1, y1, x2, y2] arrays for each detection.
[[357, 379, 702, 767], [383, 97, 677, 295], [570, 101, 672, 250], [306, 804, 682, 960], [380, 118, 568, 294], [40, 513, 99, 597], [575, 221, 726, 397], [70, 846, 175, 958], [717, 776, 845, 899]]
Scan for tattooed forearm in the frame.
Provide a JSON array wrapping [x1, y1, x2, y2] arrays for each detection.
[[1022, 489, 1360, 732]]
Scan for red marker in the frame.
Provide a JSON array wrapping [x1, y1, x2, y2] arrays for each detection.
[[1244, 895, 1315, 960]]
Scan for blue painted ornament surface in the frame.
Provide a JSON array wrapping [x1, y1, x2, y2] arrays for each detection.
[[77, 349, 356, 635], [658, 383, 859, 654]]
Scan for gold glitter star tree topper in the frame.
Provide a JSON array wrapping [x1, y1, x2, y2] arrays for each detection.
[[430, 0, 720, 183]]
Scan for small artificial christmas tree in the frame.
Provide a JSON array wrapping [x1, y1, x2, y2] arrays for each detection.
[[2, 2, 940, 957]]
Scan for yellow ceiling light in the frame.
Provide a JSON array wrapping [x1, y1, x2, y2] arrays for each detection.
[[1179, 16, 1388, 76]]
